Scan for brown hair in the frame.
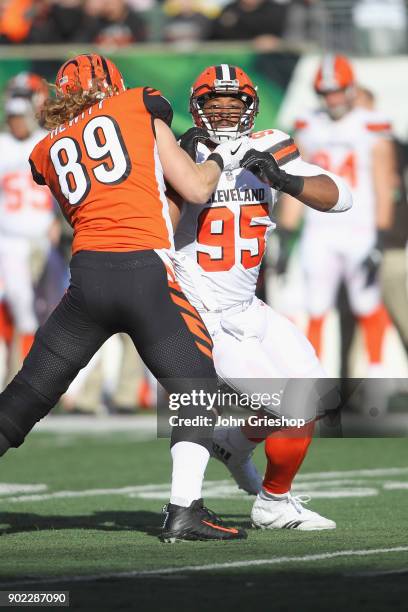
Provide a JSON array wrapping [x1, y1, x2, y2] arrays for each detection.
[[41, 83, 119, 130]]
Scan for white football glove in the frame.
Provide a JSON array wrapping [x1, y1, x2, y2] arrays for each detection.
[[208, 136, 252, 172]]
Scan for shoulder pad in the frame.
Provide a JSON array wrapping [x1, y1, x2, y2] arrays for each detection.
[[143, 87, 173, 127], [250, 128, 300, 167]]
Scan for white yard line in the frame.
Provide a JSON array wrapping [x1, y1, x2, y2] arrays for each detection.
[[296, 467, 408, 480], [0, 547, 407, 587], [2, 466, 408, 503], [33, 415, 157, 434]]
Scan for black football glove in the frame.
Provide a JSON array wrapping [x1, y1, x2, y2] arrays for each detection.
[[178, 127, 212, 161], [240, 149, 304, 197], [361, 231, 386, 287]]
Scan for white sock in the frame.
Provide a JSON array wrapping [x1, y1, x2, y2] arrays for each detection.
[[170, 441, 210, 507], [260, 487, 290, 501]]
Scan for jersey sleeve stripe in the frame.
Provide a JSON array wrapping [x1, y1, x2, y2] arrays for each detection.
[[29, 158, 46, 185], [294, 119, 308, 130], [366, 123, 392, 132], [274, 143, 299, 161], [266, 138, 300, 166], [267, 139, 300, 166]]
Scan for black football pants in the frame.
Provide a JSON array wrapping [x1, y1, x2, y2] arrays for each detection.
[[0, 250, 217, 450]]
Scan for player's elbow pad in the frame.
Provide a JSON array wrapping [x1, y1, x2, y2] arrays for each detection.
[[327, 174, 353, 213]]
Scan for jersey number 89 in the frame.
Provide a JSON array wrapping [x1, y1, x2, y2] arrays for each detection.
[[49, 115, 131, 206]]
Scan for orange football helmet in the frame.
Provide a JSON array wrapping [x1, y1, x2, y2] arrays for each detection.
[[314, 55, 355, 94], [190, 64, 259, 143], [55, 54, 126, 98]]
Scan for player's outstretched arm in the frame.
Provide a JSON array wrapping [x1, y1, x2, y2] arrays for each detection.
[[241, 149, 352, 213], [155, 119, 249, 204]]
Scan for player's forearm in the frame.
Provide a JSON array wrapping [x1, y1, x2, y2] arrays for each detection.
[[296, 173, 353, 213], [192, 160, 223, 203], [296, 174, 339, 211], [156, 119, 221, 204]]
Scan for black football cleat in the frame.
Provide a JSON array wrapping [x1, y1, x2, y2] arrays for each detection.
[[160, 498, 247, 543]]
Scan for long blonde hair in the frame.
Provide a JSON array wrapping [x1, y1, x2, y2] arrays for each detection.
[[42, 83, 119, 130]]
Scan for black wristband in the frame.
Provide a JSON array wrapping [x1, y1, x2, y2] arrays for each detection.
[[280, 171, 304, 197], [207, 152, 224, 171]]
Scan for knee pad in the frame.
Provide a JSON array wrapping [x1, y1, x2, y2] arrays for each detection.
[[0, 377, 54, 448]]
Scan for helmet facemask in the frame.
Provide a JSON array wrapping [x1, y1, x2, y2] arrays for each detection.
[[190, 76, 258, 144]]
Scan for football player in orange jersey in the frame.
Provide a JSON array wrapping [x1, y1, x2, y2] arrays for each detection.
[[0, 54, 261, 542]]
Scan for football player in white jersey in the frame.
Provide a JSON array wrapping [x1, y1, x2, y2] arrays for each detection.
[[0, 74, 59, 374], [171, 64, 352, 530], [278, 55, 395, 375]]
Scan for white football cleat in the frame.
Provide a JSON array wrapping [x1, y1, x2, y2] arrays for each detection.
[[251, 490, 336, 530], [211, 427, 262, 495]]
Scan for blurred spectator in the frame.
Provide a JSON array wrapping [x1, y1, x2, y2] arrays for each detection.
[[284, 0, 328, 46], [28, 0, 85, 44], [162, 0, 214, 43], [27, 0, 146, 45], [210, 0, 290, 50], [353, 0, 407, 56], [0, 0, 46, 44], [76, 0, 147, 45], [127, 0, 156, 10]]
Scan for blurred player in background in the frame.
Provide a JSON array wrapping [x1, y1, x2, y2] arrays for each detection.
[[279, 55, 395, 377], [173, 64, 352, 530], [0, 73, 60, 380]]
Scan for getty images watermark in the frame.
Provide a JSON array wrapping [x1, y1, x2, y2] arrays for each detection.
[[167, 389, 306, 429]]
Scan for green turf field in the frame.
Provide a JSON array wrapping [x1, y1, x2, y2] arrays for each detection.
[[0, 422, 407, 611]]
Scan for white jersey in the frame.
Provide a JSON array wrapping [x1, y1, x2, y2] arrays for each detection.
[[175, 128, 330, 311], [0, 129, 54, 240], [295, 107, 392, 234]]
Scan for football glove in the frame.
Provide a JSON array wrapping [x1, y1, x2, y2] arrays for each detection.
[[179, 127, 212, 161], [240, 149, 304, 197], [361, 231, 385, 287], [207, 137, 252, 172]]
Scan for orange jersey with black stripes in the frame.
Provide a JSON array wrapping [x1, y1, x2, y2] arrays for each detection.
[[29, 87, 174, 254], [174, 128, 301, 310]]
